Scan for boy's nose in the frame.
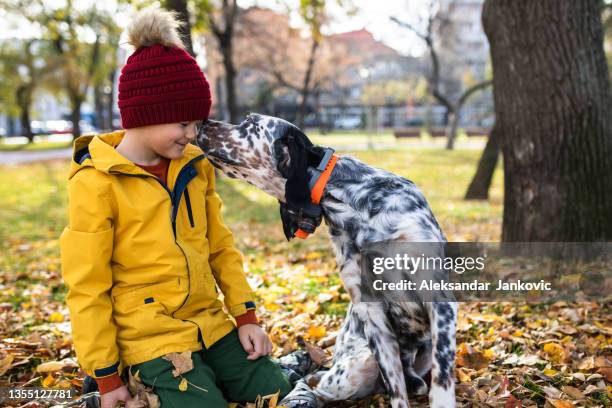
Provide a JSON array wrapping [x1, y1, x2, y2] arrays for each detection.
[[185, 124, 196, 141]]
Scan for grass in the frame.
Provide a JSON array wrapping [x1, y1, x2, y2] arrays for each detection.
[[0, 145, 503, 280]]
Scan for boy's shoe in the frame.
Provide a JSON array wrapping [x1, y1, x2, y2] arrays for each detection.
[[65, 392, 100, 408], [82, 375, 99, 394], [278, 378, 320, 408], [276, 350, 319, 377]]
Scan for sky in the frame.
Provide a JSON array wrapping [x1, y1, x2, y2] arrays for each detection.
[[0, 0, 432, 57]]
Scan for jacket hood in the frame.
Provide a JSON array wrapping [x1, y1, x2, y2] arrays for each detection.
[[68, 130, 204, 179]]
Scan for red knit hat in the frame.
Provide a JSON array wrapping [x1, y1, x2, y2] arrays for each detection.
[[118, 8, 212, 129]]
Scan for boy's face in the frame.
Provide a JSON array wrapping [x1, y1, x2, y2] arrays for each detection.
[[146, 121, 198, 160]]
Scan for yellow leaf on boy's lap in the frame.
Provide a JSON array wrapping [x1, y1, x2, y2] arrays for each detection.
[[179, 377, 188, 391], [163, 351, 194, 377]]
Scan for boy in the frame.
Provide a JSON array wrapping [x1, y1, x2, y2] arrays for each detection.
[[59, 8, 291, 408]]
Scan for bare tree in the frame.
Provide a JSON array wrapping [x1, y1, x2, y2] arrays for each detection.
[[392, 1, 491, 150], [225, 6, 352, 124]]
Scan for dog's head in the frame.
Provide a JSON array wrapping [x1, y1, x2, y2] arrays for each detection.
[[197, 113, 329, 240], [196, 113, 324, 203]]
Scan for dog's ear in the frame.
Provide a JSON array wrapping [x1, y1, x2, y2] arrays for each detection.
[[284, 127, 313, 207], [279, 201, 298, 240], [273, 127, 313, 204]]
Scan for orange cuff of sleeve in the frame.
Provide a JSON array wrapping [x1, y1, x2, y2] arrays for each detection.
[[235, 309, 259, 327], [96, 373, 124, 394]]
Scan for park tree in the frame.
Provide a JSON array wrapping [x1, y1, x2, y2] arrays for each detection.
[[228, 6, 353, 124], [43, 4, 121, 139], [0, 38, 62, 141], [483, 0, 612, 241], [3, 0, 122, 139], [392, 1, 491, 150], [0, 40, 40, 142], [190, 0, 240, 122]]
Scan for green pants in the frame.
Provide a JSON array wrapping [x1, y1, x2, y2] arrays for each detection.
[[127, 329, 292, 407]]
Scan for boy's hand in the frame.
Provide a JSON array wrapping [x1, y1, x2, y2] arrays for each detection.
[[238, 324, 273, 360], [100, 385, 132, 408]]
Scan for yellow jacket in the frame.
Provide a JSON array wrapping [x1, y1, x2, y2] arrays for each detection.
[[59, 130, 256, 381]]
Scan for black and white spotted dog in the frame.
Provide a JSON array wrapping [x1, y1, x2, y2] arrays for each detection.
[[196, 114, 457, 408]]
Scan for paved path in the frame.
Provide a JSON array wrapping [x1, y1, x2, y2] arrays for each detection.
[[0, 148, 72, 165]]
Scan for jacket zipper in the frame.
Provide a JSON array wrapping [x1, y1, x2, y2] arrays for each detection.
[[184, 188, 195, 228], [109, 155, 205, 332]]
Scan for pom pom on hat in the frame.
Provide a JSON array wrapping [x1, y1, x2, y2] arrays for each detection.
[[127, 8, 185, 50]]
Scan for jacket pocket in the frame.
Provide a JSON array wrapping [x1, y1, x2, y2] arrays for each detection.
[[112, 280, 179, 312]]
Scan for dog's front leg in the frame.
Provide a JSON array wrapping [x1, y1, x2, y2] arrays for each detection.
[[425, 301, 457, 408], [353, 301, 410, 408]]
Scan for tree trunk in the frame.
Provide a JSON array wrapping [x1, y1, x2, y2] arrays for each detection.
[[483, 0, 612, 241], [164, 0, 195, 56], [465, 124, 500, 200], [445, 107, 459, 150], [16, 85, 33, 143], [222, 42, 238, 123], [94, 85, 104, 131], [70, 96, 83, 140], [296, 38, 319, 129], [107, 69, 117, 130], [16, 85, 34, 143]]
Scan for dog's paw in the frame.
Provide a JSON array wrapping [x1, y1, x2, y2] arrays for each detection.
[[279, 379, 321, 408], [406, 374, 428, 396]]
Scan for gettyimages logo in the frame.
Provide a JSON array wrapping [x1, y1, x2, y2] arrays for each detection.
[[360, 242, 612, 302]]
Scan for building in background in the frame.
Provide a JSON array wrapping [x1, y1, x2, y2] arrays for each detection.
[[436, 0, 493, 127]]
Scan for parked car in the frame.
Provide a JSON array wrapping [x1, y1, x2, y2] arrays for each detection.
[[30, 120, 49, 135], [46, 120, 73, 134], [334, 116, 362, 129], [404, 117, 425, 127]]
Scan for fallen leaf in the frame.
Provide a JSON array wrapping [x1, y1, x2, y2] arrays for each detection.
[[260, 390, 280, 408], [503, 354, 541, 366], [543, 368, 558, 377], [0, 354, 14, 376], [456, 343, 490, 370], [304, 341, 327, 366], [125, 398, 147, 408], [504, 394, 522, 408], [145, 392, 161, 408], [542, 343, 569, 364], [543, 386, 563, 399], [596, 367, 612, 382], [561, 386, 585, 400], [576, 356, 595, 370], [557, 326, 577, 335], [163, 351, 194, 377], [36, 361, 65, 373], [547, 399, 574, 408], [456, 368, 471, 383], [42, 373, 56, 387], [307, 325, 326, 340], [48, 312, 65, 322]]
